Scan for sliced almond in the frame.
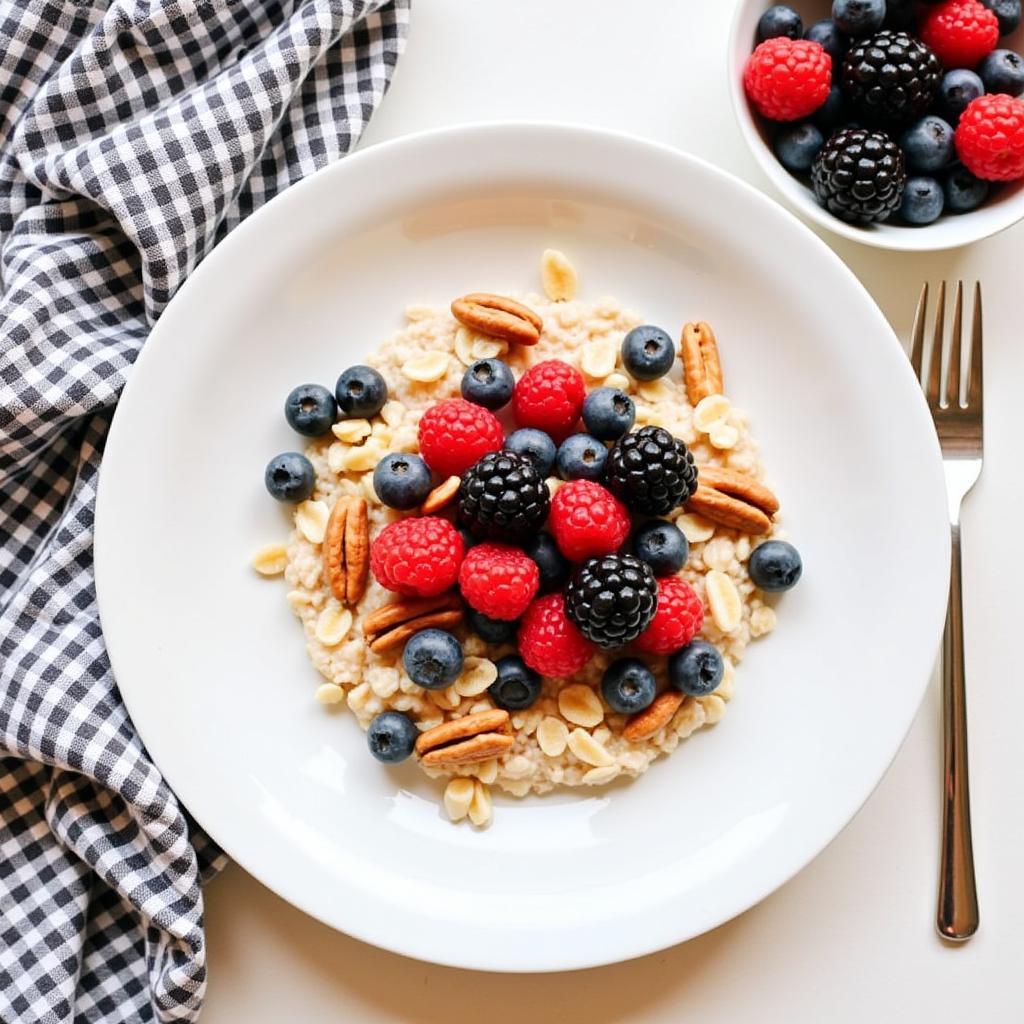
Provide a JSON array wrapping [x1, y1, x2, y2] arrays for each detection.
[[602, 372, 632, 392], [295, 500, 329, 544], [636, 379, 672, 404], [706, 570, 742, 633], [623, 690, 684, 742], [443, 777, 475, 822], [470, 336, 509, 360], [675, 512, 716, 543], [429, 686, 461, 711], [541, 248, 578, 301], [327, 442, 346, 474], [580, 336, 617, 379], [380, 400, 406, 427], [454, 326, 478, 367], [468, 780, 493, 826], [455, 657, 498, 697], [251, 543, 288, 576], [421, 475, 460, 515], [699, 694, 727, 725], [709, 423, 740, 450], [473, 758, 499, 784], [558, 684, 604, 728], [285, 589, 310, 609], [402, 351, 450, 383], [583, 765, 621, 785], [314, 683, 345, 705], [332, 418, 372, 443], [750, 604, 777, 637], [718, 658, 736, 701], [341, 440, 385, 472], [702, 536, 736, 572], [566, 728, 614, 767], [536, 716, 569, 757], [693, 394, 731, 432], [314, 605, 353, 646]]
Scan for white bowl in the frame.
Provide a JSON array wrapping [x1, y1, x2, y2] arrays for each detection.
[[95, 123, 949, 970], [728, 0, 1024, 251]]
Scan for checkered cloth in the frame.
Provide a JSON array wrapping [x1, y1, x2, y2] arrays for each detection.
[[0, 2, 408, 1020]]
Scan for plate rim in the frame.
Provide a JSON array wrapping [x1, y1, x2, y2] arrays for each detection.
[[95, 120, 949, 971]]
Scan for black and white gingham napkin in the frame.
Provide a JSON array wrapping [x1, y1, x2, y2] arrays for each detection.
[[0, 3, 408, 1020]]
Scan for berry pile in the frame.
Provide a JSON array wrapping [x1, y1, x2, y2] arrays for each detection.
[[262, 293, 804, 778], [744, 1, 1024, 226]]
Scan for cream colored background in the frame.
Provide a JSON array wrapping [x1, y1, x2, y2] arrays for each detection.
[[202, 2, 1023, 1019]]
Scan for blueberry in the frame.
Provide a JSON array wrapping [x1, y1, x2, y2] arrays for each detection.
[[522, 533, 570, 593], [601, 658, 657, 714], [774, 122, 825, 173], [982, 0, 1022, 36], [900, 176, 945, 225], [402, 629, 463, 690], [757, 4, 802, 41], [556, 433, 608, 481], [488, 655, 542, 710], [804, 20, 849, 65], [461, 358, 515, 410], [813, 84, 848, 131], [748, 540, 803, 592], [582, 387, 635, 441], [937, 70, 985, 124], [943, 165, 990, 213], [632, 519, 688, 577], [979, 49, 1024, 97], [621, 325, 675, 381], [504, 428, 557, 477], [467, 608, 519, 644], [668, 640, 724, 697], [372, 452, 433, 510], [264, 451, 315, 502], [899, 116, 955, 175], [366, 711, 418, 763], [831, 0, 885, 36], [284, 383, 337, 437], [335, 365, 387, 419]]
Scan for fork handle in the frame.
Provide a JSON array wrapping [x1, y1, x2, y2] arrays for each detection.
[[936, 522, 979, 941]]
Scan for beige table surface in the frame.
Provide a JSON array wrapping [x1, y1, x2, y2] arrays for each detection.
[[202, 2, 1024, 1020]]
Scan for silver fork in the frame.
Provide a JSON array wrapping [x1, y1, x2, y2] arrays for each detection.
[[909, 281, 983, 942]]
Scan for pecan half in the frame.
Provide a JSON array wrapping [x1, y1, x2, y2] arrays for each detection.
[[364, 593, 464, 654], [685, 466, 778, 536], [681, 321, 724, 405], [623, 690, 684, 742], [451, 293, 542, 346], [416, 709, 513, 766], [322, 496, 370, 605]]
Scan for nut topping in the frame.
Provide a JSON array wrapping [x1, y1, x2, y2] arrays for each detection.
[[420, 475, 460, 515], [363, 593, 464, 654], [623, 690, 684, 742], [685, 466, 779, 536], [451, 293, 543, 346], [681, 321, 724, 405], [416, 708, 513, 766]]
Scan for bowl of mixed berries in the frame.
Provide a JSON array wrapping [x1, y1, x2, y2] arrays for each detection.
[[729, 0, 1024, 249]]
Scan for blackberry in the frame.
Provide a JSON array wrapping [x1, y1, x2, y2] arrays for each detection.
[[565, 554, 657, 649], [811, 128, 906, 223], [841, 31, 941, 128], [457, 451, 550, 542], [605, 426, 698, 516]]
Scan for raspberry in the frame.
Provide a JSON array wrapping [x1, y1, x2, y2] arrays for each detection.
[[518, 593, 595, 678], [369, 516, 464, 597], [920, 1, 999, 69], [418, 399, 504, 478], [743, 37, 832, 122], [955, 94, 1024, 181], [548, 480, 631, 562], [512, 360, 586, 442], [458, 543, 539, 621], [633, 577, 704, 656]]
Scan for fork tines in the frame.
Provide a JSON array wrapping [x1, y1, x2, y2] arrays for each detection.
[[910, 281, 983, 415]]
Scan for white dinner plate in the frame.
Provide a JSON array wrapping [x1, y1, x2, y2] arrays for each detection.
[[94, 123, 949, 972]]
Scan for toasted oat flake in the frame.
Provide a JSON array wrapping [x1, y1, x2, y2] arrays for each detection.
[[580, 336, 617, 379], [456, 657, 498, 697], [314, 683, 345, 705], [676, 512, 715, 543], [295, 500, 329, 544], [402, 351, 450, 383], [703, 536, 736, 572], [285, 589, 310, 609], [380, 400, 405, 427], [251, 543, 288, 576], [315, 605, 353, 646], [699, 694, 727, 724], [468, 780, 492, 826], [567, 728, 614, 767], [541, 248, 578, 301], [536, 716, 569, 757], [558, 684, 604, 728], [750, 605, 777, 637], [693, 394, 731, 431], [706, 570, 742, 633], [332, 419, 372, 443], [444, 778, 475, 821]]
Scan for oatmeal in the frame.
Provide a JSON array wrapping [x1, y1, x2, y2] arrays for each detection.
[[254, 251, 802, 826]]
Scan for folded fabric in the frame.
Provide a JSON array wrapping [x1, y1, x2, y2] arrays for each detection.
[[0, 2, 408, 1021]]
